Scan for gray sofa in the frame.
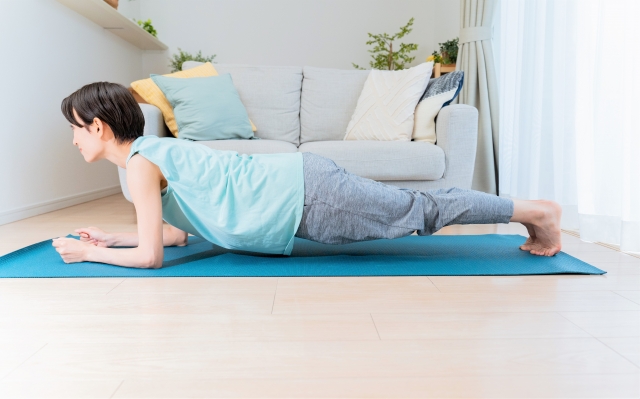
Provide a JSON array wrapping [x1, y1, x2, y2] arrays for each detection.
[[118, 61, 478, 202]]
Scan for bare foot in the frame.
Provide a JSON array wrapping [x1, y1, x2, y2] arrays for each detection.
[[519, 200, 563, 256]]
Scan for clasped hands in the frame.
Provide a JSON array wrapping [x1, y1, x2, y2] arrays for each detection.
[[52, 226, 110, 264]]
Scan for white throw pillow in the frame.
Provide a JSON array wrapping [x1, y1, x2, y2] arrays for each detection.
[[412, 89, 457, 144], [343, 62, 433, 141]]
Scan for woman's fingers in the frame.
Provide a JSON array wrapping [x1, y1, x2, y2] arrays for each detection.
[[75, 228, 90, 240]]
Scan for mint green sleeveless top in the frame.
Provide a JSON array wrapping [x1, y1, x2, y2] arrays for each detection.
[[126, 135, 305, 255]]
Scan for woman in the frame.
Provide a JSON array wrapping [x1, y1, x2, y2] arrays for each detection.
[[52, 82, 562, 269]]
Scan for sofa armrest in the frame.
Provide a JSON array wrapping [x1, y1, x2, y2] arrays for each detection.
[[434, 104, 478, 189], [139, 103, 172, 138], [118, 103, 172, 202]]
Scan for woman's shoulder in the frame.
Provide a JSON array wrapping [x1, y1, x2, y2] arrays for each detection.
[[127, 151, 159, 170], [127, 136, 181, 160]]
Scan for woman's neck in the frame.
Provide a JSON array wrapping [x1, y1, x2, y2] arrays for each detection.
[[106, 140, 135, 169]]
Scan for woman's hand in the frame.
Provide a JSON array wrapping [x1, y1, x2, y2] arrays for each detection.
[[52, 237, 92, 264], [74, 226, 111, 247]]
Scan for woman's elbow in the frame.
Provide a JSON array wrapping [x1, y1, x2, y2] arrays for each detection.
[[146, 258, 163, 269], [143, 252, 163, 269]]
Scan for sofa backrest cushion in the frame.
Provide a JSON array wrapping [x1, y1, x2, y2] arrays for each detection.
[[183, 61, 303, 146], [300, 66, 370, 144]]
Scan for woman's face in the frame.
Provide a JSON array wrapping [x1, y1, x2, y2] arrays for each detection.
[[71, 108, 103, 163]]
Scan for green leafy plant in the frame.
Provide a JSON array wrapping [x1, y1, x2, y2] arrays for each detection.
[[429, 51, 443, 64], [133, 18, 157, 38], [352, 17, 419, 71], [438, 37, 459, 64], [168, 48, 217, 73]]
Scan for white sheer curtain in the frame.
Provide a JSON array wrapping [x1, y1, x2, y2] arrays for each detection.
[[495, 0, 640, 254]]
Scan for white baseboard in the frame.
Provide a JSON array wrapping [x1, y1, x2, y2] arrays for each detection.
[[0, 185, 123, 226]]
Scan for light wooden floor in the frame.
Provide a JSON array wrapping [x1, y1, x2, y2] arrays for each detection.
[[0, 193, 638, 398]]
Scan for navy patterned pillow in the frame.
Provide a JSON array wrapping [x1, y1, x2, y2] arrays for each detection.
[[412, 71, 464, 143]]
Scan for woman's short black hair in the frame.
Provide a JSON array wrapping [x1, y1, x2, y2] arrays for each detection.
[[61, 82, 144, 144]]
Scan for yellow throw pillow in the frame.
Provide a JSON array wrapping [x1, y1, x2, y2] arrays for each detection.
[[131, 62, 257, 138]]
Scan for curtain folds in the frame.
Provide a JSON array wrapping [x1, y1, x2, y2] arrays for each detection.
[[456, 0, 500, 195], [496, 0, 640, 253]]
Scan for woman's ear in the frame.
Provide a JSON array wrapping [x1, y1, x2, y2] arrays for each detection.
[[92, 117, 104, 136]]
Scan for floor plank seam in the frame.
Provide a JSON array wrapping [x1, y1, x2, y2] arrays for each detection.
[[270, 278, 279, 314], [73, 372, 640, 380], [426, 277, 441, 292], [1, 342, 48, 381], [109, 379, 124, 399], [593, 337, 640, 370], [370, 313, 381, 340], [610, 290, 640, 305], [105, 279, 127, 295], [555, 311, 640, 369]]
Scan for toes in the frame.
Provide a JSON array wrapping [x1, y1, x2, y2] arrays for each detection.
[[530, 249, 544, 256], [529, 247, 561, 256]]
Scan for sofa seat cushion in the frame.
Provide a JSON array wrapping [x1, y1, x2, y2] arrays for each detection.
[[195, 139, 298, 155], [298, 141, 445, 181]]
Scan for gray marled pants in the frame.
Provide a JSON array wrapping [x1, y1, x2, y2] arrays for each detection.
[[294, 152, 514, 245]]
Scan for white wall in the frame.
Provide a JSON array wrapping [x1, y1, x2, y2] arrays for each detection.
[[434, 0, 461, 47], [138, 0, 459, 76], [117, 0, 141, 21], [0, 0, 143, 225]]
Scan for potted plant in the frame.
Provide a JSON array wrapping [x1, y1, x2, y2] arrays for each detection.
[[427, 38, 458, 78], [133, 18, 158, 37], [438, 37, 459, 67], [352, 17, 419, 71], [169, 48, 217, 72]]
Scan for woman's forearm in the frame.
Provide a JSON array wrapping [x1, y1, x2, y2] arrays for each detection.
[[108, 231, 139, 247], [108, 225, 182, 247], [85, 246, 156, 269]]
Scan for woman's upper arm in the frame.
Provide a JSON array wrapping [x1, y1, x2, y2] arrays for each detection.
[[126, 154, 164, 268]]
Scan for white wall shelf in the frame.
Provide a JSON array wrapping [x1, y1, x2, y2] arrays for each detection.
[[57, 0, 168, 51]]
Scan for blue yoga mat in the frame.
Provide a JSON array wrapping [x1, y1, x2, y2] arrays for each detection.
[[0, 234, 605, 278]]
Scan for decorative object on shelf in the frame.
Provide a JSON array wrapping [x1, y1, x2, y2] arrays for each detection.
[[169, 48, 216, 73], [352, 17, 418, 71], [103, 0, 118, 9], [427, 37, 459, 78], [56, 0, 167, 50], [438, 37, 459, 65], [133, 18, 157, 37]]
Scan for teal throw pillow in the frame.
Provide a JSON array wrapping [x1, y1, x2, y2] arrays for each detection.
[[150, 73, 255, 141]]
